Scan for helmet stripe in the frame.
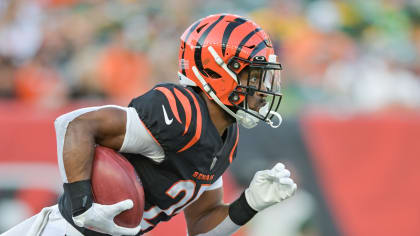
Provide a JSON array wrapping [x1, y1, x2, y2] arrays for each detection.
[[181, 20, 202, 76], [234, 27, 262, 57], [222, 17, 247, 56], [194, 15, 226, 77], [247, 40, 267, 60]]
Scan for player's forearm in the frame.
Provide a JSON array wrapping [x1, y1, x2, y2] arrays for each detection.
[[188, 204, 229, 235], [55, 113, 98, 217], [187, 192, 259, 236], [55, 110, 99, 184], [62, 118, 96, 182]]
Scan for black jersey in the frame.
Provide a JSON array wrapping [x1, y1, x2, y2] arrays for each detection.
[[125, 83, 239, 234], [58, 83, 239, 235]]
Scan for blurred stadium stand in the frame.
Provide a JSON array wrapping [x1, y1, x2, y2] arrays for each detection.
[[1, 0, 420, 235]]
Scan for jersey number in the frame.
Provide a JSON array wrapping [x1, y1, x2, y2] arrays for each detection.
[[141, 180, 208, 231]]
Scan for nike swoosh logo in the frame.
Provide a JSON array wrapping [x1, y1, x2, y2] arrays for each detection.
[[162, 105, 173, 125]]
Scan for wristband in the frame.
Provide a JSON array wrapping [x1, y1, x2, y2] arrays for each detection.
[[63, 179, 93, 216], [228, 191, 257, 226]]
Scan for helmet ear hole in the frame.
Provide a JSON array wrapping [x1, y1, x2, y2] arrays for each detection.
[[204, 68, 222, 79]]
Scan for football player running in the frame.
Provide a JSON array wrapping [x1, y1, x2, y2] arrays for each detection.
[[2, 14, 296, 236]]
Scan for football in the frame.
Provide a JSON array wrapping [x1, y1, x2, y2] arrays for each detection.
[[91, 146, 145, 228]]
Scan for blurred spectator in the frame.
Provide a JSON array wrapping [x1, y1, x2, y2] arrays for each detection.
[[0, 57, 15, 98], [95, 29, 152, 104], [0, 0, 418, 111], [323, 55, 420, 112], [0, 0, 43, 63], [14, 39, 68, 108], [14, 58, 67, 108]]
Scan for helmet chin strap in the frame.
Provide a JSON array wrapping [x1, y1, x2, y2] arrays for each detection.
[[192, 66, 238, 120], [191, 66, 253, 128], [258, 103, 283, 128]]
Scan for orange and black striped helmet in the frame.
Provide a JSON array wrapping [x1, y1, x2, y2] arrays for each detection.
[[178, 13, 283, 128]]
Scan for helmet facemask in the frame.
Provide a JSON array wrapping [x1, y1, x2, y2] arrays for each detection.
[[228, 55, 283, 128]]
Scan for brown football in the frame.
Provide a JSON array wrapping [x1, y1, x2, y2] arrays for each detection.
[[91, 146, 144, 228]]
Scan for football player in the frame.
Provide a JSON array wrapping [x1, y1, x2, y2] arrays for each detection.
[[2, 14, 296, 236]]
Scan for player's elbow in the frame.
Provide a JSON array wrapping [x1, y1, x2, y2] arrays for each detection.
[[54, 112, 75, 142], [54, 112, 84, 132], [67, 116, 96, 138], [55, 112, 96, 141], [54, 113, 67, 131]]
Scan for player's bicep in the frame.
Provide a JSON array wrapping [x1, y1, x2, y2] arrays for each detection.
[[88, 107, 127, 149], [55, 105, 129, 147]]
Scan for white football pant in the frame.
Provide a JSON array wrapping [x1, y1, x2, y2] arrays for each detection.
[[1, 205, 83, 236]]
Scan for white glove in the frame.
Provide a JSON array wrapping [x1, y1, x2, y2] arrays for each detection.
[[245, 163, 297, 212], [73, 199, 141, 236]]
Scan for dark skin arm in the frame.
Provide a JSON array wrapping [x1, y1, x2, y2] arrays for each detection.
[[184, 187, 230, 236], [63, 108, 127, 183]]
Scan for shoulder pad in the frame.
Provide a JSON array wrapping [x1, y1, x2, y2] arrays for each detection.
[[128, 84, 205, 153]]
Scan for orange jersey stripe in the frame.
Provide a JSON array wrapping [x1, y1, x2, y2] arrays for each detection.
[[154, 87, 182, 124], [229, 124, 239, 163], [178, 89, 202, 152], [174, 88, 192, 135]]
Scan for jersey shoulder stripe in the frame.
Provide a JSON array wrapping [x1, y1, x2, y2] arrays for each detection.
[[173, 87, 192, 135], [229, 123, 239, 163], [154, 86, 182, 124], [129, 83, 206, 154], [178, 88, 202, 153]]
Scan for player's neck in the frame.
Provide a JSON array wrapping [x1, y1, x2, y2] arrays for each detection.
[[198, 92, 234, 136]]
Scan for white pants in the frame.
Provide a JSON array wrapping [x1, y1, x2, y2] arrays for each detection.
[[1, 205, 83, 236]]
